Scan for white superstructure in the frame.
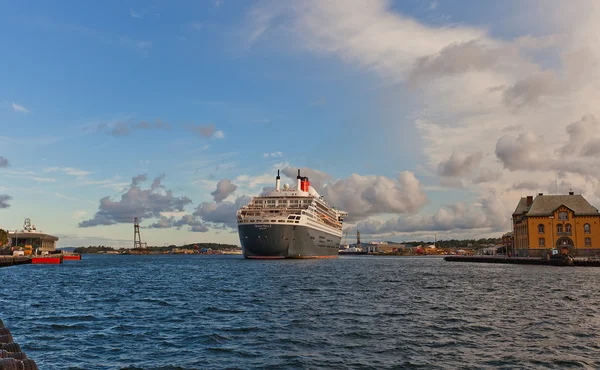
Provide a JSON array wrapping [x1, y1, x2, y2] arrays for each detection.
[[236, 170, 347, 238]]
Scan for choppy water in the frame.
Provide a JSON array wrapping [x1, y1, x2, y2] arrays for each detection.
[[1, 255, 600, 369]]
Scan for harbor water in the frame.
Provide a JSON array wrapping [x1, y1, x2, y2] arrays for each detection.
[[1, 254, 599, 369]]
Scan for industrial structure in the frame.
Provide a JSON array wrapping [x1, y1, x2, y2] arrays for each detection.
[[133, 217, 147, 249], [5, 218, 58, 254], [512, 192, 600, 257]]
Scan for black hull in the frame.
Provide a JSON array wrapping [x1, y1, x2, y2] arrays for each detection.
[[238, 224, 340, 258]]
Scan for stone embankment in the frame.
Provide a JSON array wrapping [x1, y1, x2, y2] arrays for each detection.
[[0, 319, 39, 369], [0, 257, 31, 268]]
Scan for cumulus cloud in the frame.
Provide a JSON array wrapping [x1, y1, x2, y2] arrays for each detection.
[[187, 124, 225, 139], [559, 114, 600, 157], [495, 132, 547, 171], [348, 194, 507, 235], [193, 195, 251, 229], [242, 0, 600, 239], [472, 168, 502, 184], [0, 157, 9, 168], [437, 151, 483, 177], [148, 214, 209, 232], [0, 195, 11, 209], [408, 40, 501, 86], [79, 174, 192, 227], [512, 181, 541, 191], [502, 70, 562, 109], [319, 171, 428, 221], [282, 166, 332, 190], [211, 179, 237, 202], [495, 121, 600, 178]]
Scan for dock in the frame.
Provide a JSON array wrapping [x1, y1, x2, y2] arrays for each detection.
[[0, 318, 39, 369], [0, 253, 81, 268], [0, 256, 31, 268], [444, 255, 600, 267]]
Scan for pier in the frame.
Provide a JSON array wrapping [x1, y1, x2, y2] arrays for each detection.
[[0, 254, 81, 268], [0, 319, 39, 369], [444, 255, 600, 267], [0, 256, 31, 268]]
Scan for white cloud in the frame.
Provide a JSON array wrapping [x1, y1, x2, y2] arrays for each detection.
[[263, 151, 283, 158], [130, 9, 142, 18], [32, 177, 56, 183], [211, 179, 237, 202], [11, 102, 29, 113], [243, 0, 600, 238], [44, 167, 91, 177], [348, 193, 508, 235], [437, 151, 483, 177], [214, 130, 225, 139]]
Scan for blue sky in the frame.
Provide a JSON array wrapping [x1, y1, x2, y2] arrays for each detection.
[[2, 0, 600, 247]]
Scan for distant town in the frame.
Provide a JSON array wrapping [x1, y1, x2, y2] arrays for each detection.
[[66, 237, 508, 256], [71, 243, 242, 255]]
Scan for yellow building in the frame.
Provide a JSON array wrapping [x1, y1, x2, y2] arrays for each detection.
[[512, 192, 600, 257]]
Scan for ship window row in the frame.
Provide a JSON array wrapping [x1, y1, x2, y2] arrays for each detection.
[[239, 219, 300, 224]]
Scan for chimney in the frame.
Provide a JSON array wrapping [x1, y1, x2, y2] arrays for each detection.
[[297, 169, 302, 191], [275, 170, 281, 191], [526, 195, 533, 206]]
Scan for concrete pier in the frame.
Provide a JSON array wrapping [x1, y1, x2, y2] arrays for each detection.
[[0, 256, 31, 268], [444, 255, 600, 267]]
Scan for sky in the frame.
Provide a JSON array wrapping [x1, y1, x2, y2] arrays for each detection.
[[2, 0, 600, 248]]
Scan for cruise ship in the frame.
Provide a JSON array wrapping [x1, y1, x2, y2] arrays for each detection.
[[237, 169, 348, 258]]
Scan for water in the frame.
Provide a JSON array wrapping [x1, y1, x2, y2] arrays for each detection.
[[1, 255, 600, 369]]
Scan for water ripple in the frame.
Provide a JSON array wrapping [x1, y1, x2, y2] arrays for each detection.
[[2, 255, 600, 369]]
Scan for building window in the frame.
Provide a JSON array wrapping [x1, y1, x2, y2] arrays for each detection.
[[539, 237, 545, 247], [566, 224, 572, 233], [558, 211, 568, 220], [584, 223, 591, 234], [538, 224, 545, 233], [585, 237, 592, 247], [557, 224, 563, 233]]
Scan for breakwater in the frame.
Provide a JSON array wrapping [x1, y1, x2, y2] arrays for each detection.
[[444, 255, 600, 267], [0, 318, 39, 369]]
